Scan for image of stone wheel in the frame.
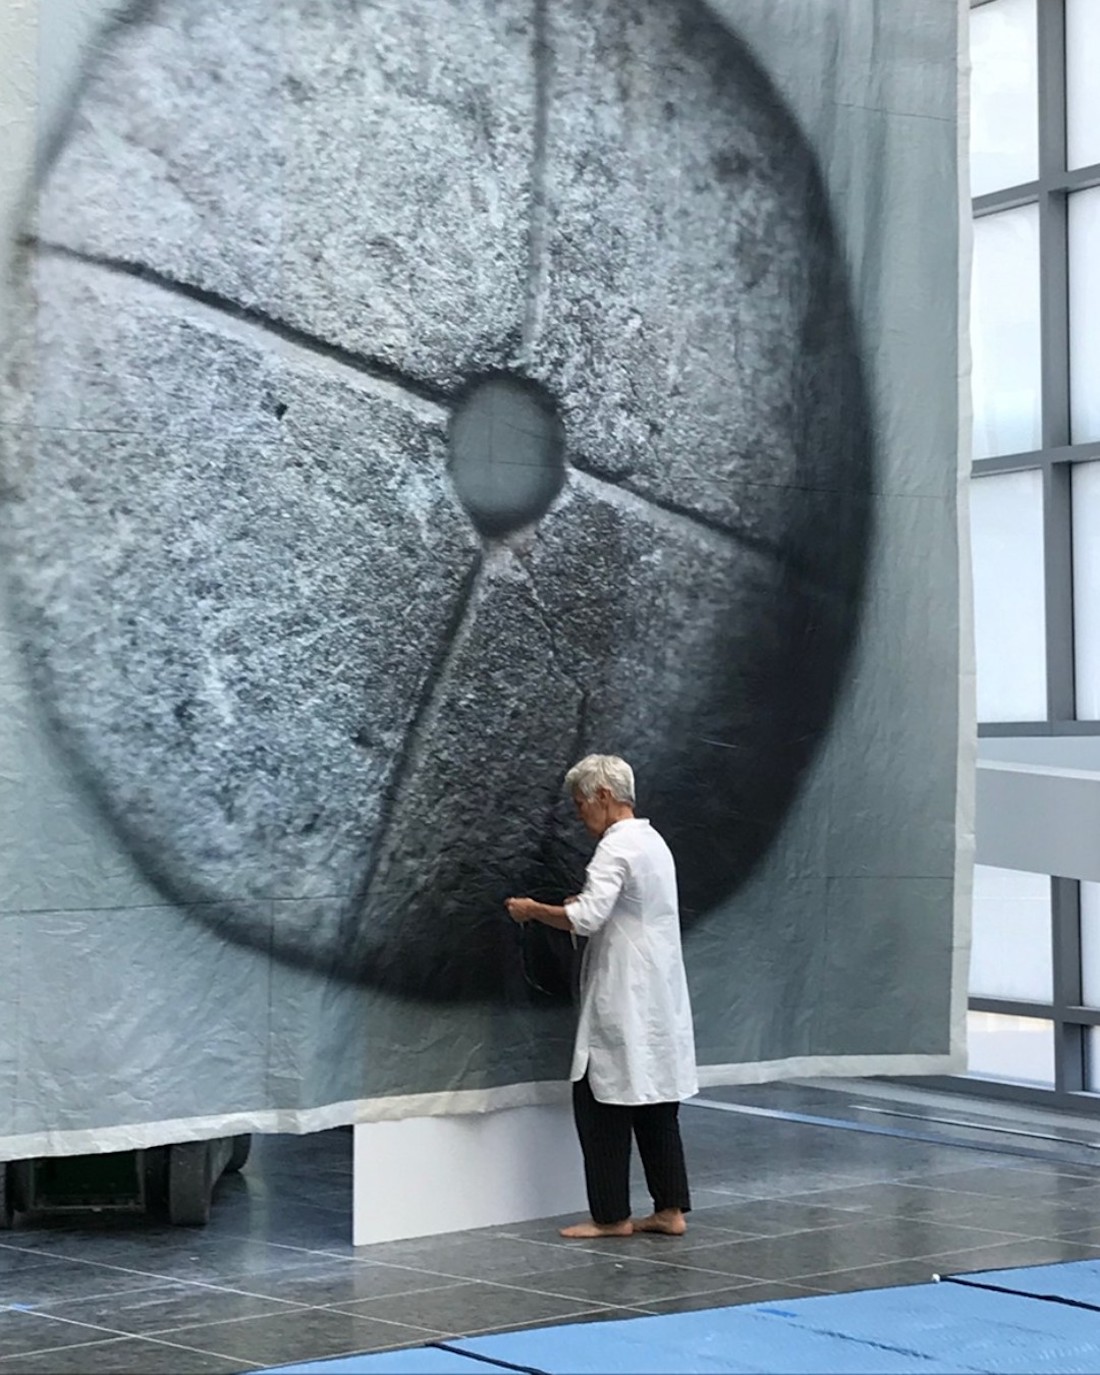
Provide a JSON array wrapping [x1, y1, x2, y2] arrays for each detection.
[[0, 0, 872, 1003]]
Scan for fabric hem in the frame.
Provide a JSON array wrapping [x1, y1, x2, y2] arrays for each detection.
[[0, 1050, 964, 1160]]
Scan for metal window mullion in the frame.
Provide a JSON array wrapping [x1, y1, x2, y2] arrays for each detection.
[[973, 184, 1041, 217], [973, 441, 1100, 478], [1052, 878, 1086, 1091], [1037, 0, 1068, 184], [1036, 0, 1069, 454], [971, 453, 1046, 477], [969, 995, 1100, 1026], [969, 995, 1052, 1018], [978, 720, 1100, 736], [975, 169, 1100, 217], [1036, 1, 1074, 724], [1043, 462, 1075, 721], [1038, 192, 1070, 451], [1063, 163, 1100, 194]]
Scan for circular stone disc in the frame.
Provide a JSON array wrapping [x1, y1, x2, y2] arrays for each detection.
[[0, 0, 872, 1002]]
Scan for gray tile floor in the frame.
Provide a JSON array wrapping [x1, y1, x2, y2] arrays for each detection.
[[3, 1081, 1100, 1372]]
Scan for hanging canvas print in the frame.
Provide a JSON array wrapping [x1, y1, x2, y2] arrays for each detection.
[[0, 0, 965, 1152]]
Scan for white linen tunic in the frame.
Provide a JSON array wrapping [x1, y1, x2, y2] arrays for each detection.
[[566, 818, 698, 1106]]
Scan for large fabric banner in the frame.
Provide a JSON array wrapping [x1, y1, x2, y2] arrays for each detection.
[[0, 0, 968, 1155]]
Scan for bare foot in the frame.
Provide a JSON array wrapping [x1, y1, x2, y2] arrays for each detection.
[[632, 1210, 687, 1236], [558, 1219, 633, 1239]]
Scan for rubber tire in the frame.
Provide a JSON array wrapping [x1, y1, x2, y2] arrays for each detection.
[[0, 1164, 13, 1230], [143, 1145, 170, 1216], [167, 1142, 213, 1226], [226, 1135, 251, 1174]]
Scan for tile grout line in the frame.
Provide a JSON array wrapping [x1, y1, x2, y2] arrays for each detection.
[[0, 1307, 269, 1370], [101, 1291, 451, 1338], [140, 1303, 457, 1342], [0, 1227, 425, 1279], [0, 1249, 372, 1307], [473, 1272, 764, 1310], [775, 1233, 1100, 1285], [2, 1280, 287, 1316], [392, 1229, 1100, 1304], [454, 1304, 644, 1340], [9, 1267, 479, 1324], [495, 1212, 1046, 1261], [309, 1302, 641, 1341], [6, 1304, 448, 1371], [186, 1217, 1100, 1307]]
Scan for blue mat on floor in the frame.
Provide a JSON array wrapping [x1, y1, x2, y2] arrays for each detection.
[[450, 1301, 948, 1373], [947, 1258, 1100, 1309], [448, 1281, 1100, 1374], [257, 1263, 1100, 1374], [259, 1346, 500, 1374], [738, 1280, 1100, 1374]]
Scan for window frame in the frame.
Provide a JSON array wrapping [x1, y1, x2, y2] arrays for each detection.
[[919, 0, 1100, 1112]]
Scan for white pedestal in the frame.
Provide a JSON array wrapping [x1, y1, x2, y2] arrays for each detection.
[[352, 1102, 585, 1246]]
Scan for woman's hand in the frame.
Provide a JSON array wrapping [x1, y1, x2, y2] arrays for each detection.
[[506, 897, 538, 924]]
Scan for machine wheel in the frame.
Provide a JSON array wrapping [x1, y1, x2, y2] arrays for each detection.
[[226, 1135, 252, 1173], [167, 1142, 213, 1226], [0, 1164, 13, 1229], [143, 1145, 170, 1215]]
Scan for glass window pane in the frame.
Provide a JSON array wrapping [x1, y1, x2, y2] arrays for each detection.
[[1073, 462, 1100, 720], [1069, 188, 1100, 444], [966, 1011, 1054, 1087], [970, 469, 1047, 722], [971, 206, 1042, 460], [1067, 0, 1100, 171], [1080, 881, 1100, 1007], [969, 0, 1039, 196], [969, 865, 1052, 1001]]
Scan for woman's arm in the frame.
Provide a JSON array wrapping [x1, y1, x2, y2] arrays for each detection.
[[505, 897, 574, 930], [506, 848, 627, 936]]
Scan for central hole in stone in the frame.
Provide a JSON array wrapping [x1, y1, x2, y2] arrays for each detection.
[[447, 376, 566, 539]]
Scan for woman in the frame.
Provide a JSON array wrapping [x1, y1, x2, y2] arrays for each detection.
[[506, 754, 698, 1239]]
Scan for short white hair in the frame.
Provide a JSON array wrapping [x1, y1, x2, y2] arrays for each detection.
[[564, 754, 635, 805]]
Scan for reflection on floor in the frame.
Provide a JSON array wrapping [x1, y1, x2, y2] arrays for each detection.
[[3, 1080, 1100, 1373]]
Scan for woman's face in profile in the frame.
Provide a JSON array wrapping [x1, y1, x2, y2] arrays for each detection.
[[573, 791, 609, 839]]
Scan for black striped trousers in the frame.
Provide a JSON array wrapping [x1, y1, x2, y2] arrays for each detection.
[[572, 1073, 692, 1224]]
